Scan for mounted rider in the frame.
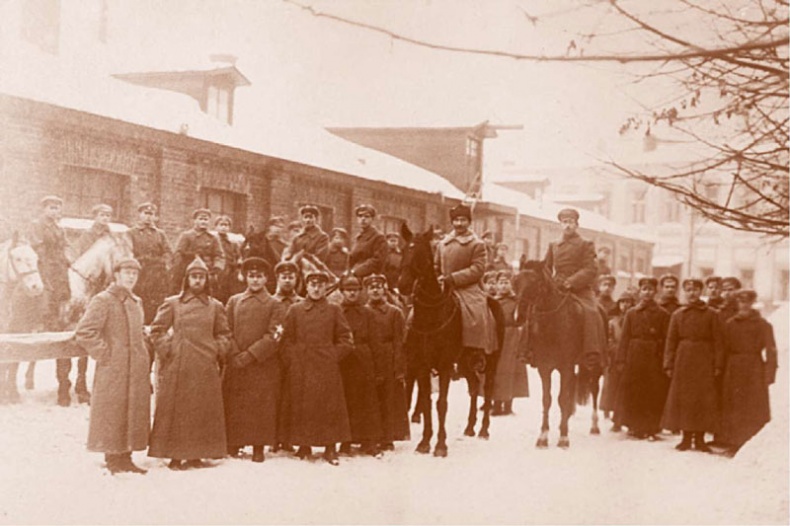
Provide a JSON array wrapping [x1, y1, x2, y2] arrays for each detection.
[[543, 208, 606, 374]]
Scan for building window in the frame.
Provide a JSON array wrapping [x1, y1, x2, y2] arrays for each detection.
[[380, 216, 404, 236], [619, 255, 630, 272], [631, 190, 646, 223], [635, 257, 645, 274], [664, 199, 681, 223], [739, 268, 754, 288], [207, 85, 231, 124], [58, 166, 128, 221], [202, 188, 246, 232], [21, 0, 60, 54]]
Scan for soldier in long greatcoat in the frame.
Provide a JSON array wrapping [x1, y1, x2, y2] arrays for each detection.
[[75, 258, 150, 475], [29, 195, 76, 406], [129, 202, 172, 324], [600, 290, 636, 429], [661, 278, 725, 452], [337, 274, 384, 456], [720, 290, 777, 453], [543, 208, 606, 373], [491, 271, 529, 415], [597, 274, 619, 318], [170, 209, 224, 295], [223, 258, 286, 463], [348, 204, 388, 280], [365, 274, 410, 450], [281, 271, 353, 465], [282, 205, 330, 263], [149, 256, 231, 470], [616, 277, 670, 440]]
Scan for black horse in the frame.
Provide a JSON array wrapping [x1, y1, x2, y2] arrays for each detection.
[[514, 257, 603, 449], [398, 224, 501, 457]]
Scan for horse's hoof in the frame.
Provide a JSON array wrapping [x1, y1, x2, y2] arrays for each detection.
[[463, 427, 476, 437], [535, 438, 549, 449], [590, 427, 601, 435], [557, 437, 570, 449], [24, 379, 34, 391], [433, 445, 448, 458], [411, 413, 421, 424], [478, 430, 490, 440], [415, 442, 431, 454]]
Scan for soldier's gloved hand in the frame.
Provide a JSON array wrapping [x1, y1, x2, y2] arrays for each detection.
[[231, 351, 255, 369]]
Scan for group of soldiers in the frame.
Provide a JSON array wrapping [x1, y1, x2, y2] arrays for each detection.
[[596, 270, 778, 456], [19, 193, 779, 473]]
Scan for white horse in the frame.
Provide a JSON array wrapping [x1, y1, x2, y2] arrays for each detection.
[[0, 233, 45, 402]]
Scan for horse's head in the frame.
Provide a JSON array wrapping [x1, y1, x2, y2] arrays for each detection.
[[513, 258, 551, 321], [397, 223, 437, 295], [4, 233, 44, 297]]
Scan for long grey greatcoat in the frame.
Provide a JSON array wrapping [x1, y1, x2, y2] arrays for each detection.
[[340, 302, 384, 443], [544, 231, 605, 369], [661, 300, 724, 433], [436, 230, 497, 352], [492, 294, 529, 401], [75, 284, 150, 454], [283, 225, 330, 263], [148, 292, 231, 459], [223, 289, 286, 446], [369, 299, 410, 442], [600, 311, 626, 415], [282, 298, 354, 446], [349, 226, 387, 280], [616, 300, 670, 434], [721, 310, 777, 447], [273, 292, 302, 445]]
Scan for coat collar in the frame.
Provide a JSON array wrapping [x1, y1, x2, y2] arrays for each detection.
[[180, 291, 209, 305], [636, 298, 656, 311], [441, 230, 477, 246], [369, 299, 388, 313], [558, 231, 581, 245], [239, 288, 271, 304], [304, 297, 327, 310], [106, 283, 135, 302], [356, 226, 380, 240], [733, 308, 760, 321], [682, 299, 707, 310]]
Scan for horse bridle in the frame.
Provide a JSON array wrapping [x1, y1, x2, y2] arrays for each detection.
[[408, 280, 459, 336], [6, 244, 40, 280]]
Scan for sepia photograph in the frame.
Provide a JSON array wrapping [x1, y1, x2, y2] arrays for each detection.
[[0, 0, 788, 524]]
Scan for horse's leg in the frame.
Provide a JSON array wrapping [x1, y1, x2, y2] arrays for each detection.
[[5, 362, 21, 404], [75, 356, 90, 404], [558, 367, 575, 449], [408, 372, 420, 424], [463, 350, 479, 437], [434, 372, 450, 457], [479, 351, 499, 439], [536, 368, 551, 448], [24, 361, 36, 390], [415, 371, 432, 454], [590, 374, 601, 435], [0, 364, 8, 404]]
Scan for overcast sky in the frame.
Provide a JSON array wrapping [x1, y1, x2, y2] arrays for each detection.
[[97, 1, 708, 170]]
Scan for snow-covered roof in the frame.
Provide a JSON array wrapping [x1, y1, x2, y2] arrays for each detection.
[[482, 183, 655, 244], [0, 49, 464, 201]]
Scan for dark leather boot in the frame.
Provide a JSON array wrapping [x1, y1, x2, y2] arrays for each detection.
[[503, 400, 514, 415], [296, 446, 312, 460], [105, 454, 124, 474], [252, 446, 265, 463], [675, 431, 692, 451], [323, 445, 339, 466], [338, 442, 352, 455], [693, 432, 712, 453], [118, 453, 147, 474], [168, 459, 185, 471]]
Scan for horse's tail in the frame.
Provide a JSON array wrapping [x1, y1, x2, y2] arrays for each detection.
[[574, 365, 594, 406]]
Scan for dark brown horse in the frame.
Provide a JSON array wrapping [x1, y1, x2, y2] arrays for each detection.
[[514, 257, 602, 448], [398, 224, 500, 456]]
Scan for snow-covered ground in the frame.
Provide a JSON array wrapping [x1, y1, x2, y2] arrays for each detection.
[[1, 315, 787, 525]]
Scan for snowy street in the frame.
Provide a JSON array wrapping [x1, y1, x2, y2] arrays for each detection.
[[1, 311, 787, 525]]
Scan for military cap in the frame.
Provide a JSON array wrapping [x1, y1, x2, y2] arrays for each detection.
[[137, 202, 157, 213], [354, 204, 377, 217], [704, 275, 722, 287], [338, 274, 363, 291], [91, 203, 113, 216], [214, 215, 232, 227], [385, 232, 401, 241], [638, 277, 658, 289], [735, 289, 757, 303], [274, 261, 299, 276], [363, 274, 387, 288], [658, 273, 679, 286], [682, 278, 704, 290], [304, 270, 330, 284], [557, 208, 580, 222], [617, 290, 637, 304], [266, 216, 286, 228], [40, 195, 63, 207], [113, 257, 142, 273], [186, 256, 209, 274], [330, 227, 349, 240], [299, 204, 320, 217], [192, 208, 212, 219], [722, 276, 742, 289], [599, 274, 617, 287], [482, 270, 498, 284], [449, 203, 472, 221], [241, 257, 270, 275]]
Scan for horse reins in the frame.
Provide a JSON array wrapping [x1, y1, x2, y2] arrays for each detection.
[[408, 280, 459, 336]]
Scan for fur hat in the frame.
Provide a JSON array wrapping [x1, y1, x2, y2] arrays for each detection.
[[449, 204, 472, 221]]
